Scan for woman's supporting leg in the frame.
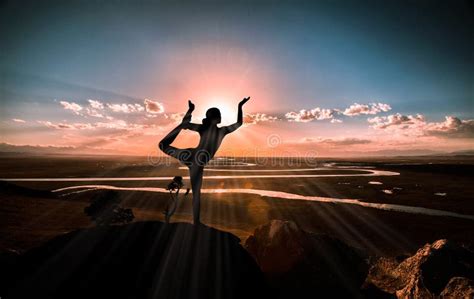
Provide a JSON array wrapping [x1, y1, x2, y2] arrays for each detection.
[[189, 165, 204, 225]]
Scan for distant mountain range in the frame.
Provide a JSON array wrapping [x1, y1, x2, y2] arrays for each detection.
[[359, 149, 443, 157], [357, 149, 474, 157], [0, 143, 134, 156], [0, 142, 473, 157], [444, 150, 474, 156]]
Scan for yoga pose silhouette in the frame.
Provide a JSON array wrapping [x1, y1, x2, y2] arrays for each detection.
[[159, 97, 250, 225]]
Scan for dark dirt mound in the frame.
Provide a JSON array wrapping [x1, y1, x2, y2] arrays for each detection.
[[3, 221, 268, 299]]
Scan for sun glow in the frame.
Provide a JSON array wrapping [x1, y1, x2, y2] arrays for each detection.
[[203, 97, 239, 126]]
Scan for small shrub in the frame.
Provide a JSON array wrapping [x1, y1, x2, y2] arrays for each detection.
[[164, 176, 190, 223], [84, 190, 135, 225]]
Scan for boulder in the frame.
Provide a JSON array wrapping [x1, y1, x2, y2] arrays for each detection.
[[396, 272, 434, 299], [245, 219, 369, 297], [245, 219, 307, 273], [3, 221, 268, 299], [440, 277, 474, 298], [367, 239, 474, 298]]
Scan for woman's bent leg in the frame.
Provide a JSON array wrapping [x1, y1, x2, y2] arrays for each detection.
[[158, 124, 195, 164], [189, 165, 204, 225], [158, 124, 183, 156]]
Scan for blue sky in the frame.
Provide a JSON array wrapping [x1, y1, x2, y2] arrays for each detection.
[[1, 0, 472, 155]]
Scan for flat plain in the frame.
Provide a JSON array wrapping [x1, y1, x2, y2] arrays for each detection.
[[1, 154, 473, 256]]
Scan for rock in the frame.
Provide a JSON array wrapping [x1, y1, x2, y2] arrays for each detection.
[[440, 277, 474, 298], [396, 272, 434, 299], [245, 220, 369, 297], [360, 282, 396, 299], [3, 221, 268, 299], [245, 219, 307, 273], [367, 239, 474, 298]]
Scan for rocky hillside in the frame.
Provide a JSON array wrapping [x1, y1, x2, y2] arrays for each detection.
[[2, 219, 473, 298], [245, 219, 369, 298], [2, 221, 268, 299], [245, 220, 474, 298], [366, 239, 474, 298]]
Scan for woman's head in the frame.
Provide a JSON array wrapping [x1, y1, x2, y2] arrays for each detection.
[[204, 107, 221, 125]]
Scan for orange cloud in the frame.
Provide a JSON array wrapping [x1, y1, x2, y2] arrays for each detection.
[[369, 114, 474, 139], [244, 113, 278, 125], [144, 99, 165, 114], [106, 103, 144, 113], [301, 137, 372, 146], [285, 108, 335, 122], [37, 121, 95, 130]]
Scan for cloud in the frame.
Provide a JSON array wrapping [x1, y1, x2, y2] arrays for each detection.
[[144, 99, 164, 114], [342, 102, 391, 116], [38, 121, 74, 129], [60, 100, 83, 114], [38, 121, 95, 130], [301, 137, 372, 146], [85, 108, 104, 118], [12, 118, 26, 123], [88, 99, 104, 110], [165, 112, 186, 124], [95, 119, 129, 130], [56, 98, 169, 121], [38, 118, 162, 134], [39, 119, 130, 131], [330, 119, 343, 124], [58, 100, 105, 118], [424, 116, 474, 138], [107, 103, 144, 113], [86, 100, 105, 118], [368, 113, 425, 129], [285, 108, 335, 122], [284, 102, 390, 122], [368, 114, 474, 138], [244, 113, 278, 125]]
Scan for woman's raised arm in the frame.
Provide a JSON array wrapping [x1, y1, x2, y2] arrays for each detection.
[[223, 97, 250, 134]]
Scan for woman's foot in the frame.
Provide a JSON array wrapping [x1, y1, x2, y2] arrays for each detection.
[[188, 100, 195, 112], [182, 101, 195, 124]]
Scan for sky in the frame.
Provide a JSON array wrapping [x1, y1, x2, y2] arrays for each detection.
[[0, 0, 473, 156]]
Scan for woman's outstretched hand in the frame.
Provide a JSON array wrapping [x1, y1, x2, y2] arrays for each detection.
[[239, 97, 250, 107]]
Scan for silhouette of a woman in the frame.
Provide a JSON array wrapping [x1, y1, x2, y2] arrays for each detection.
[[159, 97, 250, 225]]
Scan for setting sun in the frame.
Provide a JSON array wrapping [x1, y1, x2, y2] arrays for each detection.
[[203, 97, 239, 125]]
